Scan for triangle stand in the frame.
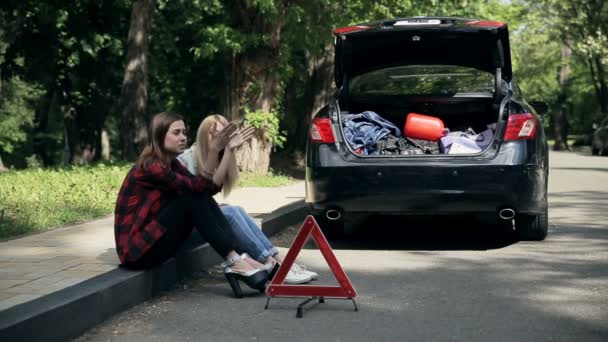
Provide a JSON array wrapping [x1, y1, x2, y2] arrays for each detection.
[[264, 215, 358, 318]]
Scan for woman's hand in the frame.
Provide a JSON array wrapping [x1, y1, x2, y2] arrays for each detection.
[[227, 126, 256, 150], [209, 122, 238, 153]]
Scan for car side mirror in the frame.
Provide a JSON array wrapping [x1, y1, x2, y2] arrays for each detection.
[[592, 123, 599, 130], [529, 101, 548, 115]]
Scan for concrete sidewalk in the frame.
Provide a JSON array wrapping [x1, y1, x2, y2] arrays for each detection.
[[0, 182, 307, 340]]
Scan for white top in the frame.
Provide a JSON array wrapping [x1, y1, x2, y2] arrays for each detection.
[[177, 145, 197, 175]]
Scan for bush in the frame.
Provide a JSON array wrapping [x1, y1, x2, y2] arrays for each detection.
[[243, 108, 287, 148]]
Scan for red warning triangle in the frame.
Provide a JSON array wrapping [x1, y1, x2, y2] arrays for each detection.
[[266, 215, 357, 298]]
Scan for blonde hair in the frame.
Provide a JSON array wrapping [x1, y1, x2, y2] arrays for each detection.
[[194, 114, 239, 197]]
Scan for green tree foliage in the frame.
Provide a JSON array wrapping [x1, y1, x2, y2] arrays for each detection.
[[1, 0, 606, 168], [0, 76, 42, 156], [1, 0, 130, 166], [547, 0, 608, 115], [511, 0, 607, 144]]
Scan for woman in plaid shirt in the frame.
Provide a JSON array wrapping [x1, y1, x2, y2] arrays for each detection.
[[114, 111, 269, 297]]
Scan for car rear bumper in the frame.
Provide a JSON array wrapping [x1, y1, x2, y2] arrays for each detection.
[[306, 144, 548, 216]]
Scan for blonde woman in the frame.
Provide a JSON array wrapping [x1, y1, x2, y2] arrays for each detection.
[[178, 114, 318, 284]]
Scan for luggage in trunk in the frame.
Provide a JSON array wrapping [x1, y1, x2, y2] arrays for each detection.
[[338, 98, 502, 157]]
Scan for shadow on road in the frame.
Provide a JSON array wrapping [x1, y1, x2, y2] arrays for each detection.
[[303, 215, 518, 251], [549, 191, 608, 233]]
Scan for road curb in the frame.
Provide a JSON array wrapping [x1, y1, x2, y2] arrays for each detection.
[[0, 200, 308, 342]]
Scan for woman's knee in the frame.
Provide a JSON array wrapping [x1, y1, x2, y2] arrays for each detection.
[[235, 206, 251, 220], [185, 192, 216, 209]]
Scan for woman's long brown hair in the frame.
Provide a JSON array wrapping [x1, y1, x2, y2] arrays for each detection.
[[135, 111, 184, 170]]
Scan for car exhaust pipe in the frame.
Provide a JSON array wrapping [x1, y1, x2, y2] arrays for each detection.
[[325, 209, 342, 221], [498, 208, 516, 220]]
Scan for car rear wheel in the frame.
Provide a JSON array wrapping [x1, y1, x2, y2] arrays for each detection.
[[592, 147, 599, 156], [516, 207, 548, 241]]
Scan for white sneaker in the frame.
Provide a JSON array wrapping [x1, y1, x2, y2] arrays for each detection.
[[291, 264, 319, 280], [284, 267, 313, 284]]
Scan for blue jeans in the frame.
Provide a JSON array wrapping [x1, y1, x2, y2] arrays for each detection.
[[220, 206, 278, 263]]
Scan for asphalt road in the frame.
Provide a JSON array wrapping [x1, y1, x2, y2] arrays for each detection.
[[76, 151, 608, 342]]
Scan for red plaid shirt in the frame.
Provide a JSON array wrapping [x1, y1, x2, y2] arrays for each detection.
[[114, 159, 220, 264]]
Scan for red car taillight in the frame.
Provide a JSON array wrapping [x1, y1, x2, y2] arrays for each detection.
[[464, 20, 505, 28], [504, 113, 537, 141], [310, 118, 336, 143], [333, 25, 371, 35]]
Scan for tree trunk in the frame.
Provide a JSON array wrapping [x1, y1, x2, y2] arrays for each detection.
[[62, 106, 101, 165], [119, 0, 153, 161], [224, 52, 281, 172], [552, 43, 571, 151], [234, 129, 272, 174], [36, 90, 60, 166], [222, 53, 240, 121], [283, 45, 334, 153], [297, 45, 334, 151], [595, 57, 608, 113], [63, 106, 79, 165], [0, 154, 7, 172], [222, 48, 280, 118], [101, 130, 110, 161], [221, 1, 288, 173]]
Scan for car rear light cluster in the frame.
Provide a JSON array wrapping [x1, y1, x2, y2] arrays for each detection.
[[464, 20, 505, 27], [504, 113, 537, 141], [310, 118, 336, 143], [333, 25, 371, 35]]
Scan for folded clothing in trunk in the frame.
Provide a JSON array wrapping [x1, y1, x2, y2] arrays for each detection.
[[343, 111, 402, 155], [439, 124, 496, 154]]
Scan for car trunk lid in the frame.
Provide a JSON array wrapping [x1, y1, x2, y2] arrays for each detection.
[[334, 17, 512, 89]]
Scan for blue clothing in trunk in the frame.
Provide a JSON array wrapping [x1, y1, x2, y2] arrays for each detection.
[[343, 111, 401, 155]]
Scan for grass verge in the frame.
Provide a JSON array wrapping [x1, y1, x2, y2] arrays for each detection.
[[0, 164, 131, 239], [237, 170, 295, 187], [0, 164, 296, 239]]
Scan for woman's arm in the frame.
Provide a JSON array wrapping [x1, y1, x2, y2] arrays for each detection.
[[208, 126, 256, 186], [200, 122, 238, 180], [201, 146, 221, 179], [212, 148, 233, 186]]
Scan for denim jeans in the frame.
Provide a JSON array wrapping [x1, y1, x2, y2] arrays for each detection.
[[220, 205, 278, 263]]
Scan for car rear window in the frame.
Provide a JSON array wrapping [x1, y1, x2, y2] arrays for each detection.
[[349, 65, 496, 97]]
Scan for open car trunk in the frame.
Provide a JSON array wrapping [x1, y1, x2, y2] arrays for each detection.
[[332, 17, 512, 157], [335, 96, 506, 157]]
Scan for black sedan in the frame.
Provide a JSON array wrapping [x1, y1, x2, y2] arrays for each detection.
[[305, 17, 549, 241]]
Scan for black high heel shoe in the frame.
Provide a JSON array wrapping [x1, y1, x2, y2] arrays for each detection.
[[265, 262, 280, 281], [222, 254, 269, 298]]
